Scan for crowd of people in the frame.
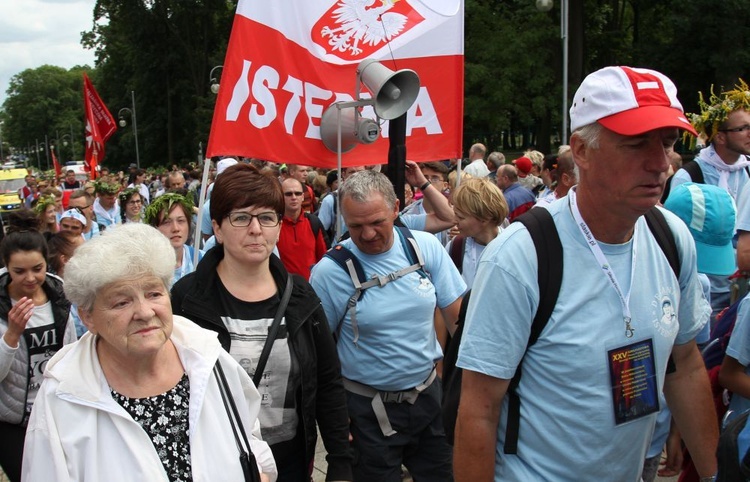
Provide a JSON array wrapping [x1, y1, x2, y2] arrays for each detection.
[[2, 64, 750, 482]]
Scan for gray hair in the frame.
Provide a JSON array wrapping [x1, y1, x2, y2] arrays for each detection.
[[64, 224, 175, 311], [487, 151, 505, 169], [339, 169, 397, 211], [573, 123, 603, 149]]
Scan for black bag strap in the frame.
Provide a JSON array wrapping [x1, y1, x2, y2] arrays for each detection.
[[644, 207, 681, 280], [449, 235, 466, 274], [660, 160, 704, 204], [213, 360, 261, 482], [504, 207, 563, 454], [253, 274, 294, 387], [683, 159, 705, 185]]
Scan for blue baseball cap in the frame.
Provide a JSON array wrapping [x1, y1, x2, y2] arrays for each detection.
[[663, 182, 736, 276]]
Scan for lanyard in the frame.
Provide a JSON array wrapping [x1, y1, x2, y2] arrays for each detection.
[[568, 188, 637, 338]]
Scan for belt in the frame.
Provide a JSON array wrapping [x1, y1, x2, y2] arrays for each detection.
[[343, 367, 437, 437]]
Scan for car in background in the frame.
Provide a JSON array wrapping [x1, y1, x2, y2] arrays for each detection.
[[0, 167, 29, 215]]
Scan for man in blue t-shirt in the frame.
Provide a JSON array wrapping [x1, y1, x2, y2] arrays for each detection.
[[310, 170, 465, 481], [454, 66, 718, 481]]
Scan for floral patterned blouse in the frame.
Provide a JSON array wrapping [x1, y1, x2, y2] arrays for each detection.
[[111, 373, 192, 481]]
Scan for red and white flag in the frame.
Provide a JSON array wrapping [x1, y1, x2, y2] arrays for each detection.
[[83, 73, 117, 179], [50, 148, 61, 178], [207, 0, 464, 168]]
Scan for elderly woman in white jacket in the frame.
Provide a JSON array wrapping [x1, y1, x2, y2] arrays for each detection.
[[21, 223, 276, 481]]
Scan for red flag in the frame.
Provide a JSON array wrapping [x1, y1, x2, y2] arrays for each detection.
[[207, 0, 464, 167], [51, 148, 62, 178], [83, 73, 117, 179]]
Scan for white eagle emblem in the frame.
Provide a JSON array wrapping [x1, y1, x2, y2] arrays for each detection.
[[320, 0, 409, 56]]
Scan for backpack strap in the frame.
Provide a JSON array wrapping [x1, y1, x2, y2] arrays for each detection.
[[504, 207, 563, 454], [644, 207, 681, 280], [449, 235, 466, 274], [323, 226, 426, 346], [305, 212, 330, 248], [661, 160, 704, 204], [683, 159, 705, 185]]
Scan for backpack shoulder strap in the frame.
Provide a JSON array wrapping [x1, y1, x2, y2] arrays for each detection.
[[504, 207, 563, 454], [644, 207, 681, 280], [305, 212, 329, 248], [683, 160, 704, 185], [395, 225, 426, 273], [449, 235, 466, 274], [324, 244, 367, 295]]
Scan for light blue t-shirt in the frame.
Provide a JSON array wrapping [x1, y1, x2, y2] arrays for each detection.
[[317, 191, 337, 232], [672, 148, 746, 296], [401, 199, 449, 245], [646, 273, 711, 459], [200, 198, 212, 237], [671, 146, 750, 203], [725, 293, 750, 417], [310, 228, 465, 391], [457, 198, 710, 481]]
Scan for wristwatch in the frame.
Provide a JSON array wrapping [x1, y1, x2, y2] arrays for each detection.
[[419, 181, 431, 192]]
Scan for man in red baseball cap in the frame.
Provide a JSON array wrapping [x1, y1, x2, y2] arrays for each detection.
[[455, 66, 717, 482]]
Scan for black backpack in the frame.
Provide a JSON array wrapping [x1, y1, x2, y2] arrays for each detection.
[[717, 410, 750, 481], [441, 206, 681, 449]]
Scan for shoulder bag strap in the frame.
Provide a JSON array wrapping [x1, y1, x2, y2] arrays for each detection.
[[213, 360, 260, 482], [252, 274, 294, 387]]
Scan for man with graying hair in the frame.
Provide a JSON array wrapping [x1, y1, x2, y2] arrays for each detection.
[[455, 66, 717, 481], [310, 169, 465, 481]]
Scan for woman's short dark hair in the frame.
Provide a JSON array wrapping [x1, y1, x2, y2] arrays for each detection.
[[210, 164, 284, 223], [1, 209, 48, 267]]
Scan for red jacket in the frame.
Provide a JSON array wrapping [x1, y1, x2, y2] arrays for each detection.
[[277, 212, 327, 280]]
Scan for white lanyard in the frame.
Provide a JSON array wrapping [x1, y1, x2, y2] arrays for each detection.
[[568, 188, 637, 338]]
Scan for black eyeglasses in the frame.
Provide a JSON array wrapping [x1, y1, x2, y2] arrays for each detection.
[[227, 211, 281, 228], [284, 191, 304, 197], [719, 124, 750, 133]]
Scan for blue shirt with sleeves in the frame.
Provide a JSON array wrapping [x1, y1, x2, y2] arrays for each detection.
[[310, 227, 465, 391], [456, 197, 710, 481]]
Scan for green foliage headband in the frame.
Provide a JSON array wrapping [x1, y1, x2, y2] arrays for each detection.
[[144, 192, 194, 226], [118, 187, 140, 206], [94, 179, 120, 195], [33, 194, 57, 215], [688, 79, 750, 142]]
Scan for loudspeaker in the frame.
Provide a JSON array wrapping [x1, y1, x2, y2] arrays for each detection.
[[320, 103, 381, 153], [357, 59, 420, 120]]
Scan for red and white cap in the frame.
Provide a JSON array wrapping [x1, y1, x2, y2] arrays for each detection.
[[569, 66, 697, 136]]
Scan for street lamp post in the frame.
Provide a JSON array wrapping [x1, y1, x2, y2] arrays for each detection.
[[118, 90, 141, 168], [210, 65, 223, 94], [537, 0, 569, 144]]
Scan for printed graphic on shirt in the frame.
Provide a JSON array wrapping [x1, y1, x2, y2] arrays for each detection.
[[650, 288, 679, 339], [222, 315, 299, 445], [23, 323, 63, 415]]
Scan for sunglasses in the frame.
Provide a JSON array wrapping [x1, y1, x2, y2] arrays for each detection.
[[284, 191, 304, 197]]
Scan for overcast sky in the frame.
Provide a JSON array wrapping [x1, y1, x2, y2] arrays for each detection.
[[0, 0, 97, 106]]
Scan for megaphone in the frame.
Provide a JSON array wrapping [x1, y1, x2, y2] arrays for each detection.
[[357, 59, 420, 120], [320, 104, 380, 153]]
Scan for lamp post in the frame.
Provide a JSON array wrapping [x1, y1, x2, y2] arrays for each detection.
[[59, 133, 73, 163], [118, 90, 140, 168], [537, 0, 569, 144], [210, 65, 223, 94]]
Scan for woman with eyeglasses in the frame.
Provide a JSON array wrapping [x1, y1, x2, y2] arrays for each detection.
[[119, 188, 143, 224], [171, 164, 352, 482]]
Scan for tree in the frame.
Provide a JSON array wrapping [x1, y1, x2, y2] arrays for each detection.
[[0, 65, 87, 167], [81, 0, 235, 169]]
